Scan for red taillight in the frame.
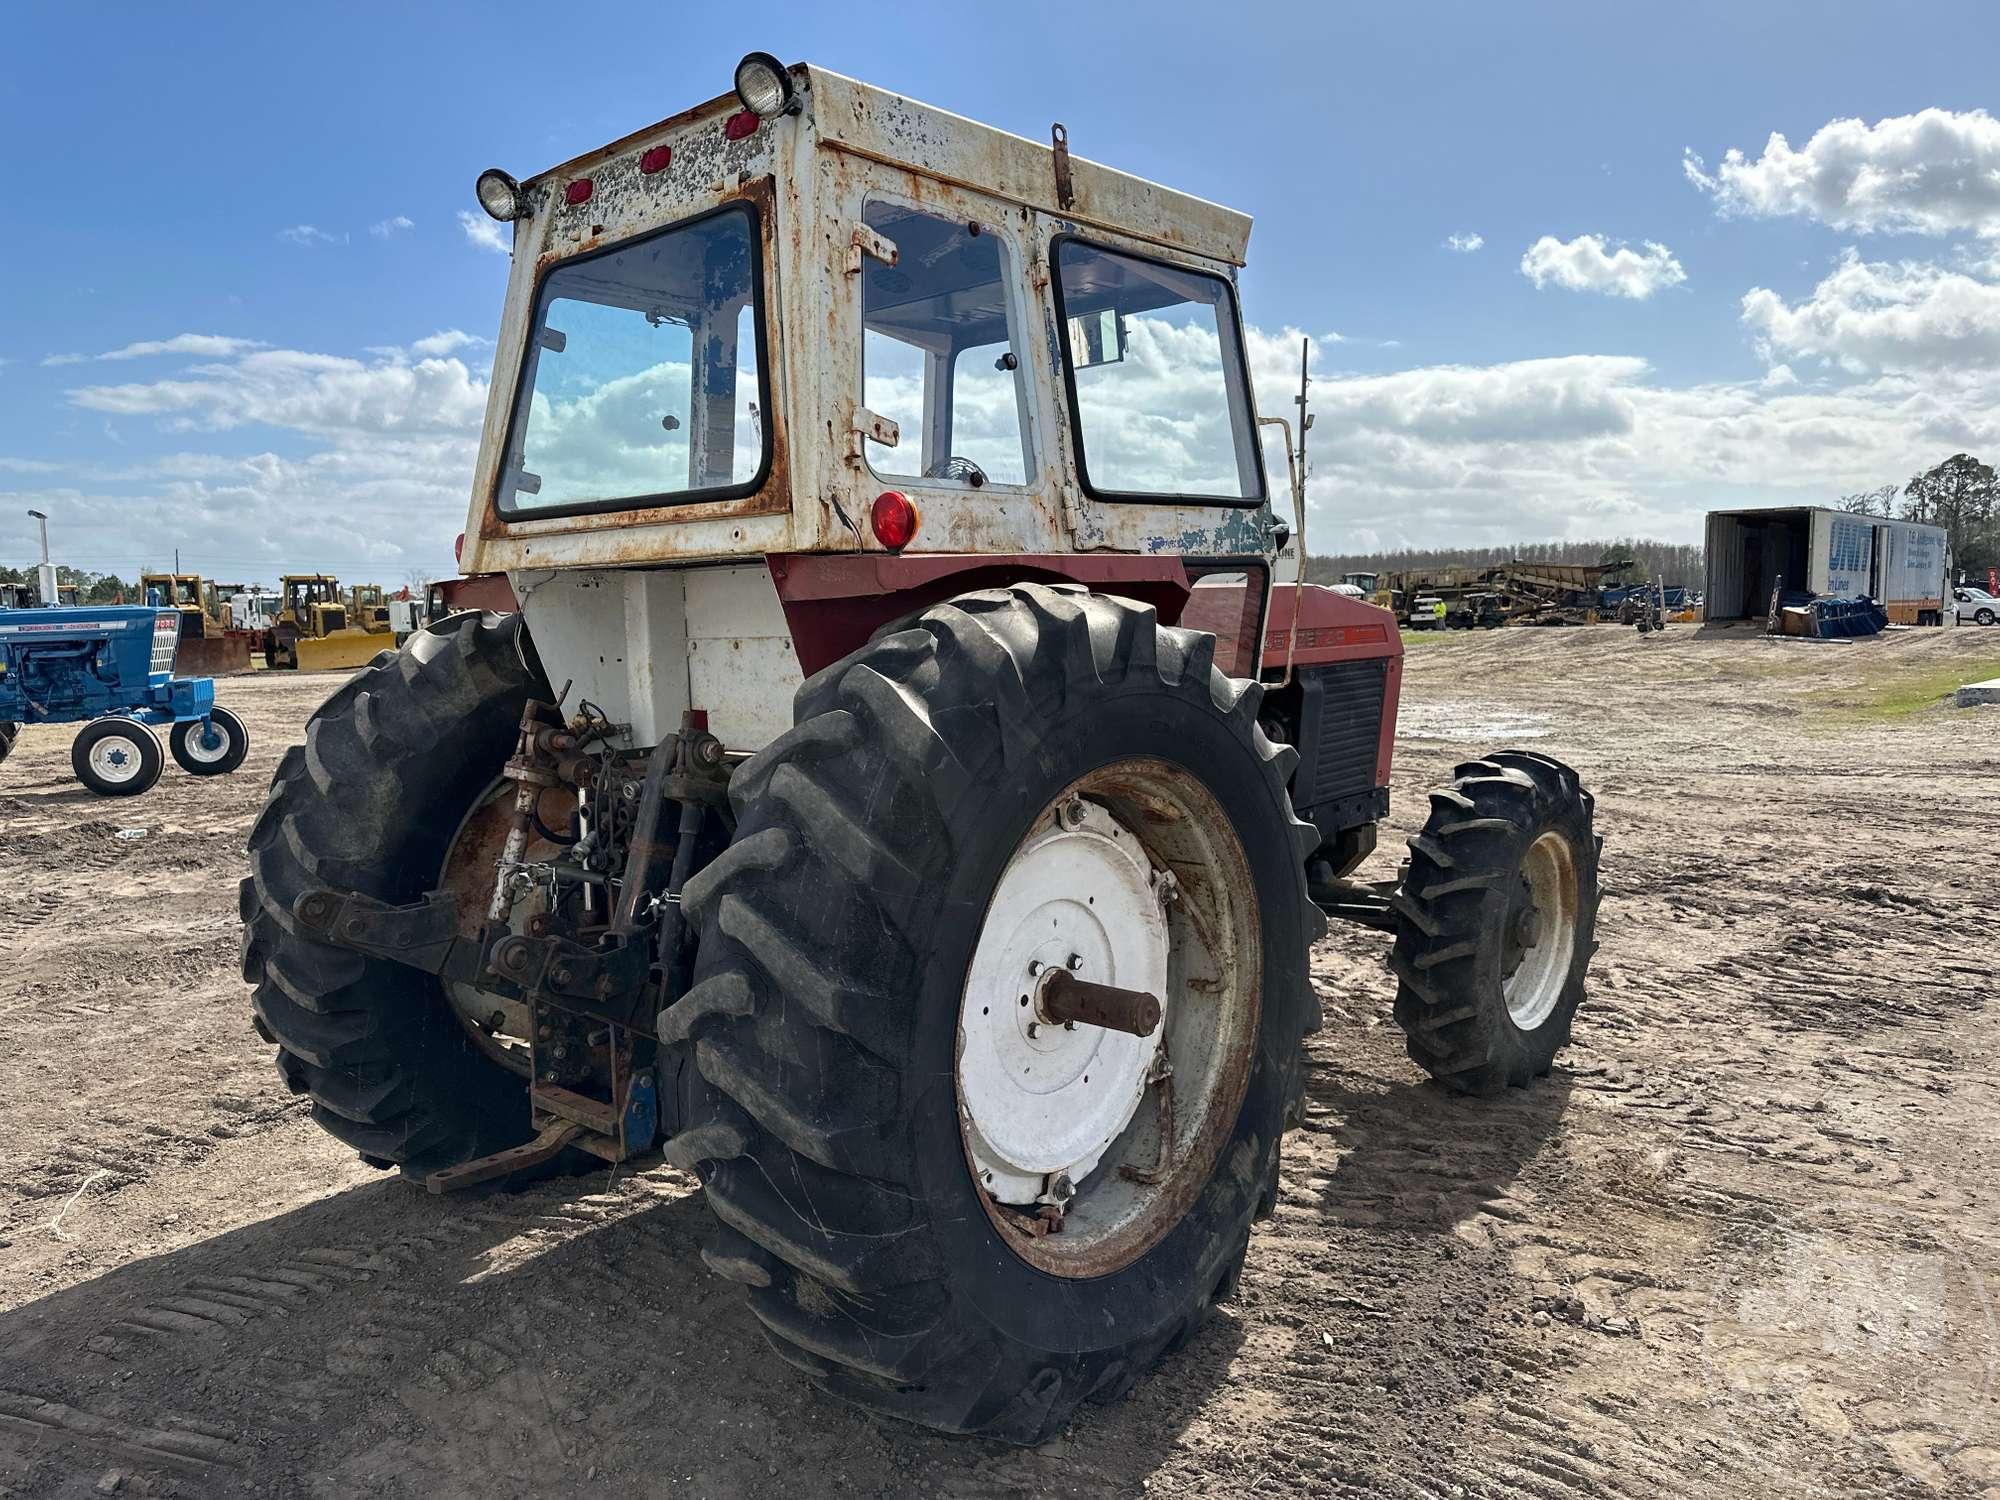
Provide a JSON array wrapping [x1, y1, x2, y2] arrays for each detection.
[[565, 177, 593, 205], [870, 491, 919, 550], [639, 144, 673, 174], [724, 110, 760, 141], [453, 532, 465, 564]]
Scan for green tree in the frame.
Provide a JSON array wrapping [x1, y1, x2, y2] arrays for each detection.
[[1902, 454, 1997, 572]]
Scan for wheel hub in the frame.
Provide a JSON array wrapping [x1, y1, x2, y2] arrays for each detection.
[[90, 738, 140, 782], [957, 799, 1168, 1208]]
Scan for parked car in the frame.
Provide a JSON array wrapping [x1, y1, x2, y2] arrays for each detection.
[[1953, 586, 1999, 625]]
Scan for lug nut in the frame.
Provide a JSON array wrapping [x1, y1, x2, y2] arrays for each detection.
[[1058, 798, 1088, 831], [1049, 1171, 1076, 1203], [1067, 953, 1084, 972], [1026, 1021, 1040, 1039]]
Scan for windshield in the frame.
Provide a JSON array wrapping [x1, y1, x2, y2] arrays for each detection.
[[499, 203, 769, 515]]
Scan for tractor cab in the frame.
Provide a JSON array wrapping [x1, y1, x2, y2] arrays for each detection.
[[459, 58, 1278, 752]]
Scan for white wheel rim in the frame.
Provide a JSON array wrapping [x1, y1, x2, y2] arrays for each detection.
[[956, 760, 1260, 1278], [182, 719, 231, 763], [958, 801, 1169, 1207], [1504, 829, 1579, 1030], [89, 733, 146, 784]]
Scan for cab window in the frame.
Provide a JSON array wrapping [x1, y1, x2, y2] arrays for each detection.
[[1053, 239, 1262, 503], [861, 202, 1030, 488], [500, 203, 769, 516]]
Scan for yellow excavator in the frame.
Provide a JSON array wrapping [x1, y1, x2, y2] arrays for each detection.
[[267, 573, 383, 671]]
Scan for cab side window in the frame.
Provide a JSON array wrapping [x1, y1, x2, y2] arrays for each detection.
[[861, 202, 1030, 488]]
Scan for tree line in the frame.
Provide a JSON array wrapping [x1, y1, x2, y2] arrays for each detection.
[[1306, 538, 1706, 589], [1309, 454, 1997, 589], [1838, 453, 1997, 573], [0, 564, 136, 603]]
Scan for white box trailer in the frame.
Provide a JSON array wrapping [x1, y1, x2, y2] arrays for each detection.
[[1703, 506, 1949, 625]]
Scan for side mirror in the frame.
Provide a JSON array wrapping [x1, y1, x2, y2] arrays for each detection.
[[1067, 308, 1128, 368]]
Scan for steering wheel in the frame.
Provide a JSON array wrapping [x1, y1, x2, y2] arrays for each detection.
[[925, 455, 988, 488]]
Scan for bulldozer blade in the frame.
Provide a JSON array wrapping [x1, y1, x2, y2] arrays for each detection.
[[293, 631, 387, 673], [174, 634, 253, 677]]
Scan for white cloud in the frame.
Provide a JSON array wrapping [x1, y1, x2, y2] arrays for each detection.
[[369, 215, 415, 238], [1445, 232, 1485, 253], [1740, 251, 2000, 372], [1271, 350, 2000, 549], [67, 347, 487, 440], [1761, 363, 1798, 389], [1520, 235, 1687, 299], [42, 334, 270, 368], [1686, 108, 2000, 238], [459, 210, 510, 256], [278, 224, 344, 248]]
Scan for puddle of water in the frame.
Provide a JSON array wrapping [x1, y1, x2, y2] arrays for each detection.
[[1397, 702, 1552, 741]]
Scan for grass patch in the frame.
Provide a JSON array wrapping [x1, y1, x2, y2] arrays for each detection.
[[1842, 655, 2000, 720]]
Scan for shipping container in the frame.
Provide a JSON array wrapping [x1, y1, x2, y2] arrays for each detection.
[[1702, 507, 1949, 625]]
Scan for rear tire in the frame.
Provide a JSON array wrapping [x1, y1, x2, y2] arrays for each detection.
[[1390, 750, 1599, 1093], [239, 612, 560, 1179], [664, 583, 1323, 1443], [170, 706, 250, 776], [0, 722, 16, 766], [72, 718, 164, 796], [1977, 608, 1996, 626]]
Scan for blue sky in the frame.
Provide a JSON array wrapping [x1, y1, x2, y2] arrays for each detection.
[[4, 1, 1998, 581]]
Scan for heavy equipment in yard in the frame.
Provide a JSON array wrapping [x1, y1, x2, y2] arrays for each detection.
[[139, 571, 253, 675], [0, 605, 249, 792], [264, 573, 381, 671], [242, 56, 1601, 1444]]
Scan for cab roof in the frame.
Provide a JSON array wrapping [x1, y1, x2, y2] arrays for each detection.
[[523, 61, 1255, 268]]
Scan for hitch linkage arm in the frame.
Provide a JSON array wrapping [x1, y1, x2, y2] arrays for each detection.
[[289, 887, 655, 1030]]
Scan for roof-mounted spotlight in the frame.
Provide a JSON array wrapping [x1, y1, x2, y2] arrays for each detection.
[[733, 52, 797, 119], [475, 167, 525, 222]]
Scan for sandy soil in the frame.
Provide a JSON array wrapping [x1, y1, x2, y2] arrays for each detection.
[[2, 624, 1998, 1499]]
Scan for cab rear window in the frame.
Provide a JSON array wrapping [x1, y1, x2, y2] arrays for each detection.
[[498, 203, 771, 516]]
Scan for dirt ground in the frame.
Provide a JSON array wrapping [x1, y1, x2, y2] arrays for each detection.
[[3, 623, 1998, 1499]]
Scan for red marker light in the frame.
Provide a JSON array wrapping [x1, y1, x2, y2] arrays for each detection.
[[639, 144, 673, 174], [870, 491, 919, 550], [724, 110, 760, 141], [453, 532, 465, 564], [565, 177, 593, 205]]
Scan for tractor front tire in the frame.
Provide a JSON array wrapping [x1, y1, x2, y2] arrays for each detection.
[[1390, 750, 1599, 1093], [72, 718, 164, 796], [170, 706, 250, 776], [664, 583, 1323, 1444], [240, 612, 556, 1179]]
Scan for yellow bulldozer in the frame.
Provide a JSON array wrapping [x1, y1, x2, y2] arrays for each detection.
[[139, 571, 252, 675], [343, 583, 395, 635], [266, 573, 383, 671]]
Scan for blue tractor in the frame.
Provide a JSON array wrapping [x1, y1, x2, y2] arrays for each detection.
[[0, 605, 250, 796]]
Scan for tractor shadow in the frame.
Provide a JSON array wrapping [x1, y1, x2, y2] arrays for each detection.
[[0, 1166, 1226, 1498], [1304, 1067, 1575, 1232]]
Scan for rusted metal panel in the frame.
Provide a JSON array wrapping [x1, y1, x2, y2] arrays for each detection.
[[767, 553, 1194, 675], [806, 68, 1252, 266]]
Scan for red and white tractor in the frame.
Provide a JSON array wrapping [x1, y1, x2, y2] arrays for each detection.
[[242, 55, 1600, 1444]]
